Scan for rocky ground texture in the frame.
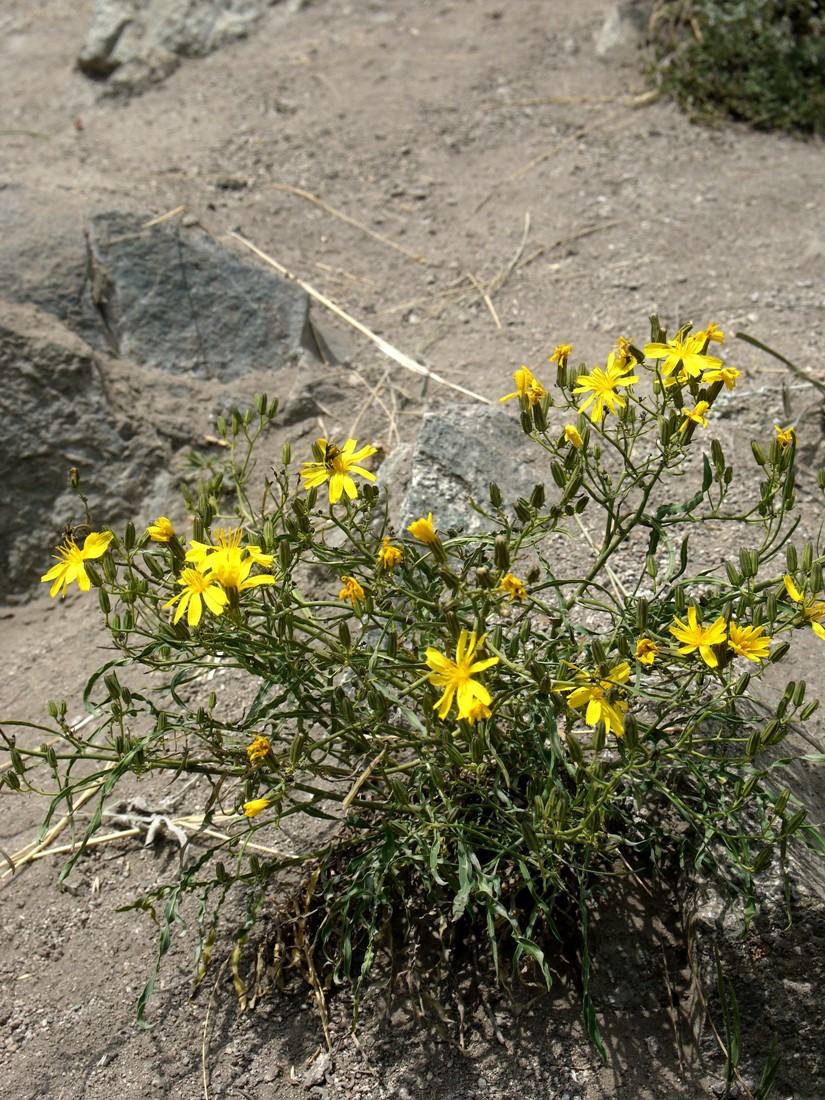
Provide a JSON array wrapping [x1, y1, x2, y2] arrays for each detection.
[[1, 1, 825, 1098]]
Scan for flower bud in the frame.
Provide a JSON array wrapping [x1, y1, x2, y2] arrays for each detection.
[[751, 441, 767, 467], [634, 598, 649, 632], [494, 535, 510, 571], [623, 711, 639, 751], [489, 482, 503, 508]]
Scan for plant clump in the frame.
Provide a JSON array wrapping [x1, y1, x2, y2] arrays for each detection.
[[650, 0, 825, 137], [2, 317, 824, 1051]]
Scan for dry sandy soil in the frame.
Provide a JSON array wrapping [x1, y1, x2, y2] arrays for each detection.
[[2, 1, 825, 1098]]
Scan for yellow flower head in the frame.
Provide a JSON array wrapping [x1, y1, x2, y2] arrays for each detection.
[[681, 401, 711, 431], [377, 536, 403, 570], [147, 517, 176, 542], [425, 630, 499, 721], [775, 424, 796, 449], [644, 331, 722, 379], [634, 638, 659, 666], [301, 438, 377, 505], [407, 513, 438, 545], [247, 736, 271, 762], [702, 365, 741, 391], [339, 575, 365, 607], [563, 662, 630, 737], [572, 352, 639, 423], [702, 322, 725, 346], [465, 700, 492, 725], [500, 367, 545, 406], [614, 335, 634, 362], [243, 797, 270, 819], [41, 530, 113, 599], [187, 527, 275, 596], [728, 622, 771, 663], [163, 567, 228, 627], [669, 606, 727, 668], [550, 343, 573, 368], [563, 424, 584, 449], [498, 573, 527, 601], [783, 575, 825, 640]]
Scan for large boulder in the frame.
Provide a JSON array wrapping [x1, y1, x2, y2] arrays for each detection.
[[0, 192, 317, 380], [76, 0, 301, 94], [382, 405, 545, 535], [0, 300, 166, 600], [84, 212, 316, 379]]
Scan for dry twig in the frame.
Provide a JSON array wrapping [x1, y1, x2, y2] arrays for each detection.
[[229, 233, 491, 404]]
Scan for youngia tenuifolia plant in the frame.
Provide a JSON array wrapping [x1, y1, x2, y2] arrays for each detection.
[[3, 316, 824, 1050]]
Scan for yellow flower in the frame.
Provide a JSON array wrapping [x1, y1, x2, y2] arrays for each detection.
[[527, 376, 547, 404], [572, 352, 639, 423], [681, 401, 711, 430], [425, 630, 499, 721], [41, 530, 113, 599], [500, 367, 545, 406], [634, 638, 659, 666], [498, 573, 527, 601], [774, 424, 796, 448], [407, 513, 438, 545], [301, 437, 377, 504], [208, 548, 275, 596], [644, 331, 722, 379], [550, 343, 573, 367], [563, 662, 631, 737], [377, 537, 403, 570], [243, 798, 270, 818], [783, 575, 825, 640], [563, 424, 584, 449], [339, 575, 365, 606], [669, 606, 727, 668], [247, 736, 271, 762], [147, 517, 176, 542], [465, 700, 492, 725], [187, 527, 275, 596], [614, 335, 634, 361], [163, 567, 228, 627], [728, 622, 771, 662], [702, 322, 725, 345], [702, 365, 741, 391]]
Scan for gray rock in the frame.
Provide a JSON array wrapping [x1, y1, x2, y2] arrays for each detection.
[[76, 0, 304, 94], [78, 0, 261, 90], [0, 299, 166, 600], [0, 192, 318, 380], [84, 211, 316, 379], [392, 405, 542, 535], [0, 186, 101, 351], [594, 1, 649, 57]]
